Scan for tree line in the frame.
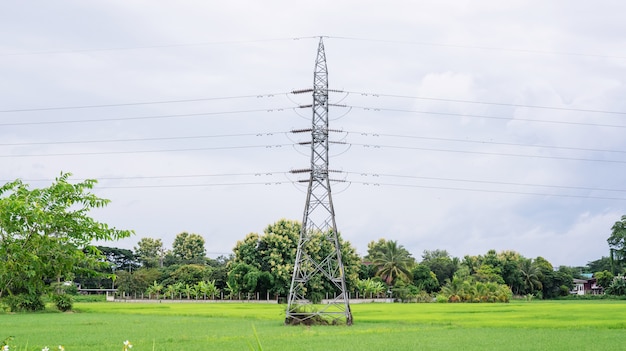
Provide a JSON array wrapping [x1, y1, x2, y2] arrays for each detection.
[[88, 218, 626, 304], [2, 175, 626, 312]]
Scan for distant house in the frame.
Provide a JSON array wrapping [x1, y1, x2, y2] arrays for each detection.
[[571, 278, 603, 295]]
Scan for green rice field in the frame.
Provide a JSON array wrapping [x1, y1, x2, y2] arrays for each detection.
[[1, 300, 625, 350]]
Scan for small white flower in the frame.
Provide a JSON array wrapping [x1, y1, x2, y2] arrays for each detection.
[[58, 346, 65, 351], [2, 345, 9, 351], [42, 347, 50, 351], [123, 340, 132, 349]]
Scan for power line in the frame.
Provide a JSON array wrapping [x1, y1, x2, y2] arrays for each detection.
[[0, 107, 294, 126], [96, 181, 289, 189], [0, 143, 291, 158], [11, 170, 623, 194], [3, 103, 623, 129], [351, 131, 626, 154], [342, 104, 626, 128], [350, 181, 626, 201], [91, 177, 626, 201], [349, 142, 626, 164], [0, 132, 285, 147], [345, 91, 626, 116], [0, 171, 286, 183], [3, 137, 622, 164], [3, 129, 620, 157], [3, 34, 621, 60], [0, 93, 286, 113], [346, 171, 626, 193], [0, 36, 318, 57]]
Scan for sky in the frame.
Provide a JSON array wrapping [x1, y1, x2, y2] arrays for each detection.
[[2, 1, 626, 267]]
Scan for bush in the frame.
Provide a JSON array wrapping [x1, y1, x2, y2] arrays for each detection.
[[53, 294, 73, 312], [3, 293, 45, 312], [435, 294, 448, 303]]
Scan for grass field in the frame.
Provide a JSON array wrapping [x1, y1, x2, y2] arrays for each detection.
[[2, 300, 626, 350]]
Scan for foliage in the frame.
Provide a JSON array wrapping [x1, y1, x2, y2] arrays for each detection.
[[518, 258, 542, 295], [96, 246, 139, 273], [587, 257, 613, 275], [608, 216, 626, 274], [368, 239, 414, 285], [232, 219, 360, 299], [605, 276, 626, 296], [2, 292, 45, 312], [52, 293, 73, 312], [145, 281, 164, 299], [421, 250, 458, 288], [0, 173, 132, 310], [439, 276, 512, 303], [355, 278, 386, 298], [411, 264, 439, 293], [594, 270, 614, 289], [537, 263, 573, 299], [162, 264, 211, 287], [115, 268, 161, 296], [172, 232, 206, 264], [134, 238, 166, 268]]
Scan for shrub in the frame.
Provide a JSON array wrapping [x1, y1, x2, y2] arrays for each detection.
[[53, 294, 73, 312], [3, 293, 45, 312]]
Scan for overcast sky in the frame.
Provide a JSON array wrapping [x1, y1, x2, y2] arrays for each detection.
[[2, 1, 626, 267]]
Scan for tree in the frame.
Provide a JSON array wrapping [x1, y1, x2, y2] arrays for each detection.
[[370, 240, 414, 285], [232, 219, 299, 297], [594, 270, 614, 289], [134, 237, 166, 268], [518, 258, 542, 295], [0, 173, 132, 310], [116, 268, 160, 297], [97, 246, 139, 273], [421, 250, 458, 288], [231, 219, 361, 299], [608, 215, 626, 274], [587, 257, 613, 274], [411, 264, 439, 293], [162, 264, 211, 287], [172, 232, 206, 264]]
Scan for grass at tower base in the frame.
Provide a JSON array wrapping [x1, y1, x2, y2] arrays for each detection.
[[1, 300, 625, 350]]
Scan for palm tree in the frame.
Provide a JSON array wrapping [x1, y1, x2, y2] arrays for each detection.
[[519, 258, 542, 294], [145, 281, 163, 299], [371, 240, 414, 286], [164, 284, 178, 300]]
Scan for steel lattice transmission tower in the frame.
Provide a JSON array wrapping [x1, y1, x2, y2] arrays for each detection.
[[285, 37, 353, 326]]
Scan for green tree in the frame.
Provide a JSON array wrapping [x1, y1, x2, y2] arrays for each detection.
[[474, 264, 505, 284], [134, 237, 166, 268], [594, 270, 614, 289], [421, 249, 458, 288], [116, 268, 160, 297], [172, 232, 206, 264], [232, 219, 299, 297], [605, 276, 626, 295], [228, 262, 262, 295], [497, 250, 524, 293], [0, 173, 132, 310], [163, 264, 211, 287], [587, 257, 613, 274], [519, 258, 542, 295], [369, 240, 414, 285], [411, 264, 439, 293], [608, 215, 626, 274], [231, 219, 361, 299]]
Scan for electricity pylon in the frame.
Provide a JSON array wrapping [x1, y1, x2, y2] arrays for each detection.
[[285, 37, 353, 326]]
